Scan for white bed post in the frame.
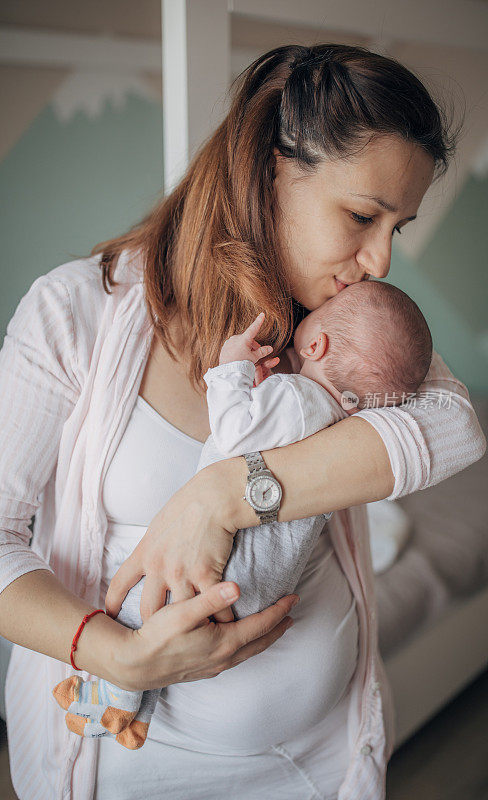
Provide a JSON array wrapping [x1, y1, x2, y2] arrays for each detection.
[[161, 0, 231, 195]]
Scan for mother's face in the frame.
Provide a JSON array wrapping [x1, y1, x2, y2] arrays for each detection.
[[272, 134, 435, 311]]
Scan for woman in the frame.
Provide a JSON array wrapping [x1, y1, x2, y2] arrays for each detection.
[[0, 43, 485, 800]]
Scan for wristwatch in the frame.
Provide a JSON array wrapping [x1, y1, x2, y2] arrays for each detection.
[[242, 451, 283, 524]]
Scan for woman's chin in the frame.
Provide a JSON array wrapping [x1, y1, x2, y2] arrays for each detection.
[[297, 295, 329, 311], [310, 294, 335, 309], [292, 284, 336, 312]]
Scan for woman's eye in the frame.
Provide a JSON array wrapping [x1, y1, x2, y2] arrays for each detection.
[[351, 212, 373, 226], [350, 212, 402, 236]]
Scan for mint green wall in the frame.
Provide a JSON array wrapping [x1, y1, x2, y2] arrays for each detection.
[[388, 172, 488, 396], [388, 247, 488, 395], [421, 174, 488, 335], [0, 95, 487, 394], [0, 95, 163, 337]]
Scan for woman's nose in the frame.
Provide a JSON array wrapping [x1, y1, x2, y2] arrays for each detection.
[[356, 238, 392, 280]]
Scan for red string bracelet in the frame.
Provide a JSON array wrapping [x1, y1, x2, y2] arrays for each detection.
[[70, 609, 106, 670]]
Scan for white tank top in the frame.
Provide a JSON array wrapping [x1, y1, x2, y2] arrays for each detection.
[[100, 394, 359, 755]]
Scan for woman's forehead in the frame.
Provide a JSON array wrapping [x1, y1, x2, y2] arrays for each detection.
[[286, 136, 434, 218], [317, 135, 434, 203]]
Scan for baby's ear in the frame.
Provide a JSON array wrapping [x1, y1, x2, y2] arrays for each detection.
[[299, 344, 313, 359], [300, 332, 328, 361]]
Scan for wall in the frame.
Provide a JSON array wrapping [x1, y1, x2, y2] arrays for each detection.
[[0, 91, 163, 336], [388, 171, 488, 395]]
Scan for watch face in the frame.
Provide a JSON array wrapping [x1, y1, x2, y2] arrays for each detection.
[[248, 476, 281, 511]]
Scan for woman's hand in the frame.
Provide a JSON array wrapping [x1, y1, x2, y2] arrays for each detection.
[[105, 463, 252, 624], [113, 581, 298, 691]]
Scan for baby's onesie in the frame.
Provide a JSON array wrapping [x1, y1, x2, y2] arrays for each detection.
[[198, 358, 347, 617]]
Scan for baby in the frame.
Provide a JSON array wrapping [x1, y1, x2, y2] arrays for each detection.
[[290, 278, 432, 413], [53, 279, 432, 748]]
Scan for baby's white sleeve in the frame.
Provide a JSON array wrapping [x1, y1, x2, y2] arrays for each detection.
[[203, 362, 344, 458]]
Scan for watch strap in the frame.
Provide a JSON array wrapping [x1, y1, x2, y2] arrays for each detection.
[[257, 508, 279, 524], [243, 451, 280, 524], [243, 451, 268, 475]]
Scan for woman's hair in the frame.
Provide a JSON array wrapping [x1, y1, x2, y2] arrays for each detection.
[[89, 42, 463, 390]]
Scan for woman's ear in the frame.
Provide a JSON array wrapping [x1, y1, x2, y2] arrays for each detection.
[[300, 331, 328, 361]]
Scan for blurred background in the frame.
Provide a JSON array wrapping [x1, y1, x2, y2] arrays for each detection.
[[0, 2, 487, 799]]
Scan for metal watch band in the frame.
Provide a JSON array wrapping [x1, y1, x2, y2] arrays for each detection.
[[243, 451, 268, 475], [257, 508, 279, 523], [243, 451, 280, 524]]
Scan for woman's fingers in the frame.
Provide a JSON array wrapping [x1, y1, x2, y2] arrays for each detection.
[[105, 559, 145, 619], [224, 594, 299, 651], [139, 571, 170, 623], [196, 578, 235, 623], [228, 614, 294, 669], [170, 580, 195, 605], [177, 582, 241, 632], [212, 605, 235, 624]]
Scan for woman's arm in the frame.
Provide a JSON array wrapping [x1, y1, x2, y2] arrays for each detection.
[[0, 275, 132, 682], [105, 413, 394, 621], [104, 348, 486, 620], [218, 414, 396, 530], [0, 567, 296, 691], [0, 274, 296, 690], [352, 350, 486, 499], [225, 350, 486, 527]]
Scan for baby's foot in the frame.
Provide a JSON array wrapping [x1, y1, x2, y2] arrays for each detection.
[[53, 676, 143, 734], [63, 712, 146, 747], [63, 688, 161, 749], [56, 675, 160, 750], [65, 712, 109, 739], [114, 688, 160, 749]]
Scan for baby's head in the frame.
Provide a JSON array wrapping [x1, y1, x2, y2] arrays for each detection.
[[293, 280, 432, 411]]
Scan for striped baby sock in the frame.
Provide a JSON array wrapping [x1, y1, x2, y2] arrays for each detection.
[[113, 688, 161, 749], [52, 675, 143, 734], [63, 688, 161, 749]]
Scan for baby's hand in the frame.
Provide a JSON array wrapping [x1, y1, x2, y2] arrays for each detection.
[[219, 313, 280, 379]]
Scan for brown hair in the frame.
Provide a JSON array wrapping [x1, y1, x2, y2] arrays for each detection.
[[89, 43, 462, 390], [315, 280, 433, 409]]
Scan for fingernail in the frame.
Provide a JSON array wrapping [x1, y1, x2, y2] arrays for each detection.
[[220, 584, 239, 601], [285, 619, 294, 630], [291, 597, 300, 608]]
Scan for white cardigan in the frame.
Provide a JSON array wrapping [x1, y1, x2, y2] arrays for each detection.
[[0, 248, 485, 800]]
